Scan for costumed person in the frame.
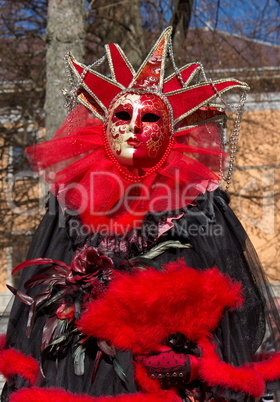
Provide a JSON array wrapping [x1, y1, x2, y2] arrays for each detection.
[[1, 27, 280, 402]]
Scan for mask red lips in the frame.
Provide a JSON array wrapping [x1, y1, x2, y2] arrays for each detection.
[[126, 137, 142, 148]]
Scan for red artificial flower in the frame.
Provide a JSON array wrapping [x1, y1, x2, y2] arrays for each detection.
[[66, 246, 114, 287]]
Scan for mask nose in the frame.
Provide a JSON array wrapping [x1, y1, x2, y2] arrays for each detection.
[[129, 113, 142, 134]]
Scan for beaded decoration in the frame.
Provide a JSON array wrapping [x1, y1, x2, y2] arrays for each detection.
[[102, 126, 175, 183]]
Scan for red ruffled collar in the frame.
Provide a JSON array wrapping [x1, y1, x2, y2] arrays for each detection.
[[26, 106, 225, 235]]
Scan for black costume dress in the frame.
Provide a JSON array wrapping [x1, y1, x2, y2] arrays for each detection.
[[2, 189, 280, 401]]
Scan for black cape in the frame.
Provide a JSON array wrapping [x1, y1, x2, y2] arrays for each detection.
[[2, 190, 280, 401]]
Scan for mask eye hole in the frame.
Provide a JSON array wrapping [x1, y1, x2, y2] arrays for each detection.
[[142, 113, 160, 122], [115, 111, 131, 121]]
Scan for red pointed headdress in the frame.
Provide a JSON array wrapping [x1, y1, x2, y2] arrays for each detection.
[[66, 27, 248, 130], [26, 27, 249, 234]]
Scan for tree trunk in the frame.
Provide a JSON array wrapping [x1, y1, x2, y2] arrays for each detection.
[[45, 0, 85, 140], [171, 0, 194, 64], [92, 0, 145, 67]]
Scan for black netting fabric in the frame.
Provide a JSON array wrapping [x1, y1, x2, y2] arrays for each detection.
[[1, 190, 280, 401]]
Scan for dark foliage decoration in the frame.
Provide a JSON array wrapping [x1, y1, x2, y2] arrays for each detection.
[[8, 246, 114, 375]]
